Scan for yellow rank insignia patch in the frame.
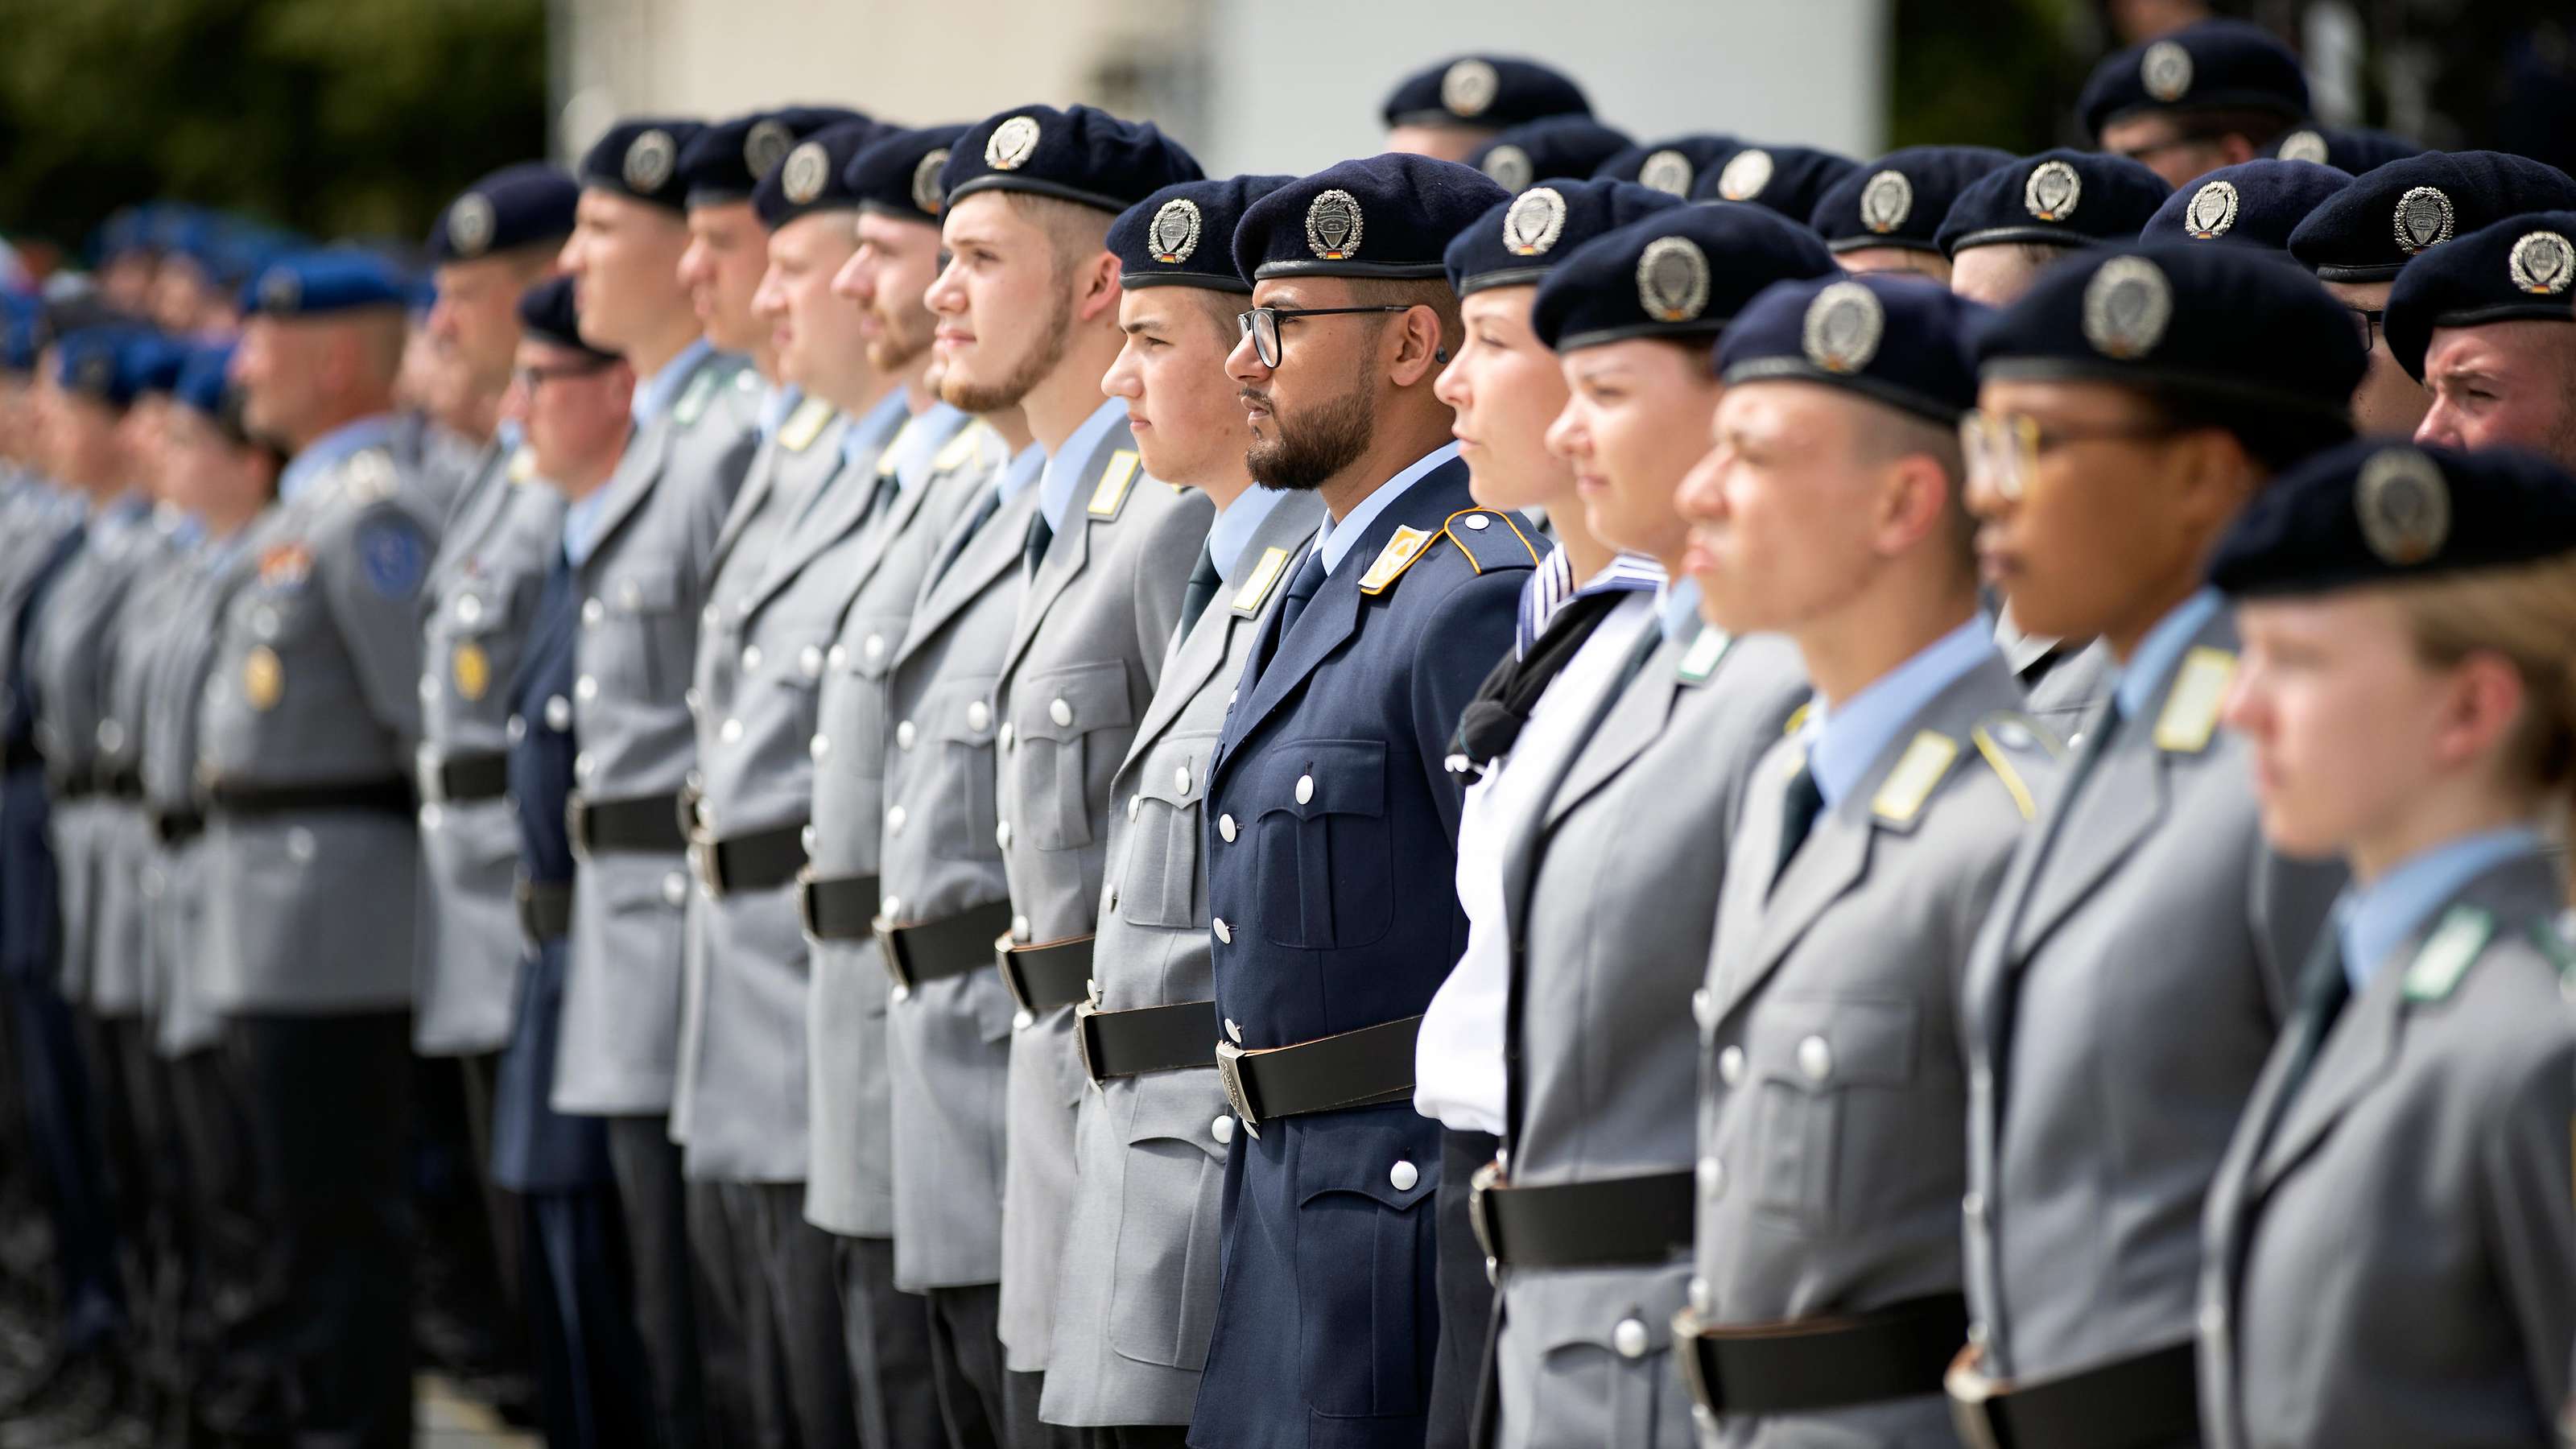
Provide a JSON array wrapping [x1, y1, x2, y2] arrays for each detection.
[[1230, 546, 1293, 617], [243, 646, 284, 712], [506, 447, 537, 484], [1358, 526, 1435, 596], [1872, 730, 1960, 824], [2401, 906, 2493, 1002], [452, 641, 491, 701], [933, 427, 985, 473], [777, 397, 833, 452], [1087, 449, 1141, 518], [1675, 626, 1732, 685], [2153, 646, 2235, 753]]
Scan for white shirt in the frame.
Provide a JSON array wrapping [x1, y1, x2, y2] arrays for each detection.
[[1414, 589, 1658, 1136]]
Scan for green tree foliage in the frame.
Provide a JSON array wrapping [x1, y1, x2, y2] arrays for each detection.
[[0, 0, 545, 255]]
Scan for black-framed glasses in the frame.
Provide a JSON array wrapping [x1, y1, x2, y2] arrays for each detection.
[[514, 359, 616, 393], [1234, 304, 1414, 368], [2344, 306, 2386, 353], [1959, 407, 2186, 501]]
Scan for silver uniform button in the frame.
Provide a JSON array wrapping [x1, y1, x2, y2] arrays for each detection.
[[1013, 1009, 1034, 1031], [576, 675, 598, 702], [546, 696, 572, 733], [966, 701, 990, 732], [1011, 915, 1030, 942], [95, 718, 123, 753], [828, 644, 848, 671], [662, 872, 689, 906], [1388, 1160, 1419, 1192], [1173, 763, 1191, 795], [456, 593, 484, 625], [799, 646, 824, 678], [1126, 796, 1140, 822], [890, 983, 910, 1004], [996, 820, 1012, 848], [999, 723, 1014, 751], [701, 602, 719, 627], [864, 633, 886, 661], [1294, 774, 1314, 804], [1224, 1017, 1242, 1042], [417, 675, 439, 704], [886, 806, 907, 833], [1718, 1046, 1745, 1087], [809, 734, 829, 762], [742, 645, 763, 674], [1698, 1156, 1724, 1199], [1798, 1034, 1834, 1084], [801, 824, 816, 853], [419, 803, 444, 831], [1996, 720, 2033, 749], [1218, 813, 1236, 843], [575, 752, 594, 779], [1612, 1317, 1648, 1359], [1463, 514, 1491, 530], [1688, 1275, 1711, 1316], [896, 721, 917, 749], [1211, 1115, 1235, 1146], [1963, 1191, 1985, 1221], [285, 828, 317, 865], [506, 716, 526, 743], [1213, 918, 1232, 944], [582, 598, 604, 627], [2067, 732, 2084, 749], [881, 894, 901, 919], [1691, 988, 1715, 1028], [720, 718, 744, 745], [1049, 698, 1073, 728]]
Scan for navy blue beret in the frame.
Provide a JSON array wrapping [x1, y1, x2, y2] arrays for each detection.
[[1810, 145, 2016, 254], [1530, 204, 1835, 352], [1, 295, 38, 374], [173, 342, 237, 417], [516, 275, 615, 361], [52, 328, 146, 408], [1381, 56, 1591, 130], [844, 125, 972, 225], [680, 106, 868, 209], [1974, 242, 2363, 419], [1935, 148, 2173, 256], [1690, 143, 1861, 226], [2140, 158, 2352, 254], [1593, 134, 1741, 200], [578, 118, 706, 213], [2287, 150, 2576, 284], [1468, 117, 1633, 195], [95, 207, 155, 263], [428, 163, 580, 264], [2211, 440, 2576, 596], [2077, 18, 2310, 138], [2270, 124, 2424, 174], [240, 248, 413, 320], [1113, 175, 1294, 294], [2383, 209, 2576, 381], [126, 332, 189, 397], [755, 120, 892, 229], [940, 104, 1204, 216], [1719, 273, 1986, 423], [1444, 178, 1684, 296], [1234, 154, 1509, 283]]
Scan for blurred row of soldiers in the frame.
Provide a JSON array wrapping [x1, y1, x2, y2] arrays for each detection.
[[0, 17, 2573, 1449]]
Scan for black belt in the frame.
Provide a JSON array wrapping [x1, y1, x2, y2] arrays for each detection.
[[516, 878, 574, 943], [1, 738, 39, 774], [566, 791, 689, 856], [206, 776, 415, 819], [873, 901, 1013, 994], [997, 934, 1092, 1015], [1674, 1294, 1970, 1418], [1213, 1014, 1421, 1139], [52, 765, 138, 800], [689, 819, 807, 898], [426, 751, 510, 803], [1944, 1340, 2200, 1449], [1075, 999, 1218, 1082], [149, 807, 204, 846], [1468, 1166, 1695, 1270], [798, 870, 879, 941]]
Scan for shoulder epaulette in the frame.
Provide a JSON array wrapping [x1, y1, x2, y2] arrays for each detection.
[[1085, 448, 1141, 520], [777, 396, 834, 452], [1968, 710, 2063, 822], [933, 424, 990, 474], [1358, 526, 1438, 596], [1440, 508, 1540, 573], [1675, 625, 1732, 686], [1230, 545, 1294, 617], [2153, 646, 2237, 754], [1872, 729, 1962, 826], [506, 447, 537, 485], [672, 365, 723, 427], [2402, 906, 2495, 1003]]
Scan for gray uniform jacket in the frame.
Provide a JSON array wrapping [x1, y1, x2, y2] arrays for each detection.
[[1960, 607, 2339, 1387], [1695, 650, 2058, 1448], [414, 444, 567, 1055], [802, 411, 994, 1238], [2199, 852, 2576, 1449], [198, 438, 444, 1013], [550, 352, 759, 1116], [1042, 487, 1323, 1426], [880, 458, 1042, 1293], [1994, 612, 2107, 741], [995, 419, 1211, 1373], [1493, 626, 1808, 1449], [100, 517, 202, 1024]]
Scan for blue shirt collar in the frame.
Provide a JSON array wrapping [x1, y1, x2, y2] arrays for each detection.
[[561, 484, 613, 568], [757, 382, 802, 440], [1313, 441, 1462, 575], [1037, 398, 1129, 535], [1654, 577, 1701, 645], [840, 388, 910, 473], [885, 402, 970, 497], [630, 337, 714, 430], [279, 414, 400, 506], [2336, 827, 2547, 993], [1803, 614, 1994, 809], [1207, 483, 1287, 583], [2112, 588, 2224, 724], [995, 440, 1046, 505], [494, 419, 525, 456]]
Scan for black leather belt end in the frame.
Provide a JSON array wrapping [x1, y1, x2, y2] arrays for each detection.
[[1075, 998, 1220, 1082], [566, 791, 689, 857], [691, 819, 808, 899], [997, 934, 1093, 1015], [1675, 1294, 1969, 1420], [1944, 1340, 2201, 1449], [1214, 1014, 1423, 1140], [799, 869, 880, 941], [873, 900, 1014, 995], [1468, 1167, 1695, 1272], [516, 878, 574, 943]]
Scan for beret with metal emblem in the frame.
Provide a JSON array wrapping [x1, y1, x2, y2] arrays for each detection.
[[577, 118, 708, 213], [939, 104, 1205, 216], [516, 275, 619, 362], [2382, 209, 2576, 381], [93, 206, 156, 264], [1530, 201, 1836, 353], [427, 162, 580, 263], [1809, 144, 2016, 255], [1973, 242, 2364, 419], [125, 331, 190, 397], [2077, 18, 2311, 139], [1112, 175, 1294, 294], [1934, 147, 2174, 257], [679, 105, 869, 209], [1, 295, 40, 375], [2268, 124, 2425, 175], [2286, 150, 2576, 284], [1690, 142, 1862, 227], [1593, 134, 1741, 200], [753, 119, 890, 229], [172, 341, 238, 418], [1467, 116, 1635, 196], [52, 328, 149, 409], [1719, 272, 1988, 423], [2140, 158, 2353, 254], [841, 124, 973, 225], [2209, 440, 2576, 597], [1443, 177, 1683, 296], [238, 247, 415, 320], [1380, 55, 1591, 130], [1232, 153, 1509, 283]]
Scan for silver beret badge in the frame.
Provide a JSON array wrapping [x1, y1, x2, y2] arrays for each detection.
[[2392, 185, 2454, 255], [1802, 281, 1885, 374], [2140, 39, 2194, 101], [447, 192, 496, 258], [1859, 170, 1913, 234], [986, 116, 1041, 171], [1636, 236, 1711, 324], [1717, 148, 1774, 203], [1305, 189, 1364, 261], [259, 266, 301, 314], [744, 119, 795, 180], [780, 142, 831, 205], [911, 150, 950, 215], [1501, 187, 1567, 257], [1480, 144, 1534, 194], [2081, 254, 2174, 360], [1637, 149, 1696, 197], [2023, 159, 2083, 222], [2355, 448, 2450, 566], [1148, 199, 1202, 264], [1443, 59, 1500, 118], [2508, 229, 2573, 295], [2277, 130, 2329, 164], [2184, 180, 2240, 239], [624, 129, 676, 192]]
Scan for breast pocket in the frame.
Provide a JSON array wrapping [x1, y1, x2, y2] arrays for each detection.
[[591, 569, 684, 702], [1117, 732, 1216, 930], [1746, 995, 1917, 1236], [1252, 740, 1391, 950], [824, 614, 906, 786], [1107, 1077, 1229, 1368], [923, 678, 999, 865], [1295, 1111, 1437, 1419], [432, 583, 520, 708], [1012, 662, 1134, 852]]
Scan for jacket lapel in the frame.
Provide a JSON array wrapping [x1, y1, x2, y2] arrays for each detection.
[[1542, 628, 1690, 831], [710, 429, 786, 572], [745, 444, 872, 615], [1125, 493, 1317, 756], [2006, 724, 2167, 958], [584, 398, 683, 564], [900, 484, 1034, 657]]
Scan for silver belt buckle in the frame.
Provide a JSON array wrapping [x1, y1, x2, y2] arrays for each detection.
[[872, 916, 914, 995], [1071, 995, 1104, 1086], [793, 864, 820, 937], [1213, 1039, 1261, 1139], [1944, 1348, 2006, 1449]]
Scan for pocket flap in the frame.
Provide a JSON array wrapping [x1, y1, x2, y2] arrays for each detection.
[[1749, 995, 1918, 1090], [1294, 1110, 1435, 1212], [606, 571, 679, 614], [1122, 1069, 1232, 1159], [1536, 1298, 1679, 1358], [1129, 732, 1221, 808], [925, 678, 1001, 744], [1016, 661, 1134, 742], [1249, 737, 1385, 821], [837, 613, 906, 680]]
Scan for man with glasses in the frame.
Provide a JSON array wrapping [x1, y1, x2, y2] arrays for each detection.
[[2385, 209, 2576, 469], [1190, 153, 1533, 1449], [1944, 244, 2360, 1447], [2078, 19, 2311, 190]]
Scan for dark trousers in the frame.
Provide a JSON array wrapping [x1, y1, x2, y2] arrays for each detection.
[[225, 1009, 414, 1449], [166, 1042, 282, 1436], [704, 1180, 860, 1449], [1429, 1128, 1501, 1449], [925, 1283, 1005, 1449], [522, 1187, 654, 1448], [0, 974, 122, 1352], [836, 1234, 943, 1449], [98, 1015, 190, 1405], [1004, 1369, 1084, 1449], [413, 1051, 530, 1387], [605, 1114, 715, 1449]]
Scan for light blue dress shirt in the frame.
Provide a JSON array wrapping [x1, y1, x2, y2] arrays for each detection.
[[1311, 441, 1463, 575], [629, 337, 715, 431], [1035, 398, 1129, 536], [1207, 484, 1287, 583], [2335, 826, 2546, 993], [1802, 614, 1995, 808], [2112, 587, 2224, 724]]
